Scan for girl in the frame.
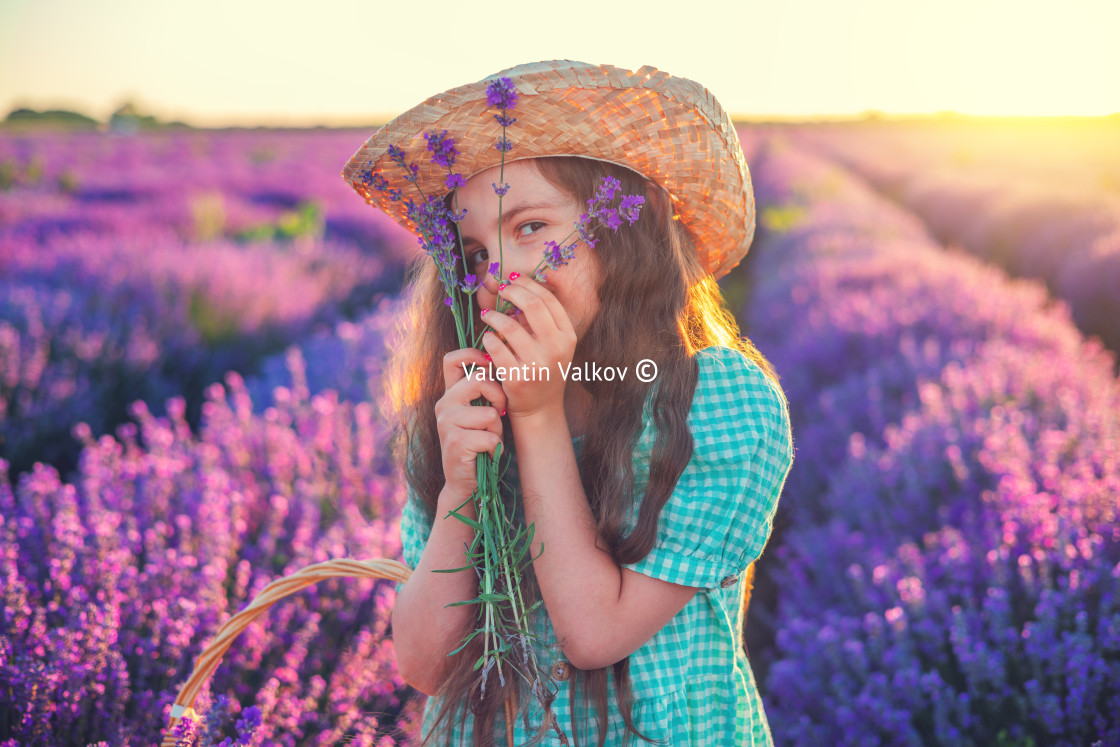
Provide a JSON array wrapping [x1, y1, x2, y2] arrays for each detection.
[[344, 61, 794, 746]]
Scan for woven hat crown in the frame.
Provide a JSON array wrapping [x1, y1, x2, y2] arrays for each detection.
[[342, 60, 755, 279]]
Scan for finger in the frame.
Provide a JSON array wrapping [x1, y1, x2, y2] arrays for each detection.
[[439, 403, 505, 438], [506, 274, 575, 339], [512, 274, 573, 338], [481, 307, 537, 362], [447, 427, 504, 462], [447, 372, 508, 414], [442, 347, 493, 392], [462, 429, 504, 458], [497, 281, 565, 340], [481, 326, 522, 376]]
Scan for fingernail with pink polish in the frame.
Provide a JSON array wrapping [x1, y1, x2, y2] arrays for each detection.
[[501, 409, 507, 416], [484, 353, 492, 362], [509, 272, 521, 281], [499, 282, 508, 291], [480, 308, 488, 316]]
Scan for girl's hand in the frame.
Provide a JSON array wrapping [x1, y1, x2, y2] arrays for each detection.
[[434, 347, 509, 502], [481, 275, 576, 419]]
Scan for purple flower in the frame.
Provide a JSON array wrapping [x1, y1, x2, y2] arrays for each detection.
[[445, 173, 467, 190], [385, 145, 419, 183], [619, 194, 645, 225], [494, 113, 517, 128], [542, 239, 578, 271], [489, 261, 501, 278], [410, 194, 458, 268], [492, 182, 510, 197], [486, 77, 519, 111], [445, 297, 454, 306], [602, 209, 623, 232], [593, 175, 622, 203], [424, 130, 458, 168], [581, 176, 643, 234], [235, 706, 262, 739], [459, 273, 480, 292], [545, 240, 562, 266], [495, 137, 514, 153], [576, 212, 599, 249], [358, 168, 389, 192], [172, 716, 197, 747]]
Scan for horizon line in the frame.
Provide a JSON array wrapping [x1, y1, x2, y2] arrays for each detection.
[[5, 107, 1120, 131]]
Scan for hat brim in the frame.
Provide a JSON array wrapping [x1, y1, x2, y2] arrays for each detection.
[[341, 60, 755, 280]]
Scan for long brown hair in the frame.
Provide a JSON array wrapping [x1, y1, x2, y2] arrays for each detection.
[[382, 156, 782, 746]]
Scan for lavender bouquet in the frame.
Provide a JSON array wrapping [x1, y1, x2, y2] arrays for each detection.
[[358, 77, 644, 738]]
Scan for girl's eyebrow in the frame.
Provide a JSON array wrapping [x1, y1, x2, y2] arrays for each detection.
[[460, 200, 566, 244]]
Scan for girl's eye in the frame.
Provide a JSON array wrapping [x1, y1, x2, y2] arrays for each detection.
[[467, 246, 489, 267], [517, 221, 545, 238]]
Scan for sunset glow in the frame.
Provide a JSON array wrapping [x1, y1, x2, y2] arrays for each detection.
[[1, 0, 1117, 125]]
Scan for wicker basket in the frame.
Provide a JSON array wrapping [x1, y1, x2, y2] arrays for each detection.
[[161, 557, 412, 746], [162, 557, 758, 745]]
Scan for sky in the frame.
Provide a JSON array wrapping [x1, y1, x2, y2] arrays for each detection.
[[2, 0, 1118, 126]]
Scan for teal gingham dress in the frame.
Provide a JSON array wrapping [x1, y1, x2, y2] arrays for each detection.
[[397, 346, 794, 746]]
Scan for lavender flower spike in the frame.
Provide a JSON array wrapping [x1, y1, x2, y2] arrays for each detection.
[[424, 130, 458, 168], [486, 77, 519, 111]]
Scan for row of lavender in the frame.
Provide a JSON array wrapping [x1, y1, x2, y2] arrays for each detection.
[[1, 297, 424, 746], [743, 136, 1120, 744], [1, 130, 411, 476], [794, 126, 1120, 356]]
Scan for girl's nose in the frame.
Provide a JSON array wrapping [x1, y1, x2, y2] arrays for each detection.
[[481, 260, 532, 293], [480, 264, 502, 295]]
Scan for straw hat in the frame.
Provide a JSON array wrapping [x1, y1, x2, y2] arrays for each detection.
[[341, 60, 755, 280]]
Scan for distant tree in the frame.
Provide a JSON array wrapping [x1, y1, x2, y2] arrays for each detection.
[[3, 107, 100, 130]]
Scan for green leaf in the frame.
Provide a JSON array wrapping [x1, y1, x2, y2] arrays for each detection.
[[432, 562, 476, 574], [447, 509, 482, 532], [477, 592, 510, 603], [447, 628, 483, 656], [445, 598, 481, 608]]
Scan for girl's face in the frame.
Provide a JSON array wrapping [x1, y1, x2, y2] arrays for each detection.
[[455, 159, 601, 339]]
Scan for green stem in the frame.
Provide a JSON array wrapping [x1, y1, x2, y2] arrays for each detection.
[[496, 113, 509, 281], [423, 112, 562, 731]]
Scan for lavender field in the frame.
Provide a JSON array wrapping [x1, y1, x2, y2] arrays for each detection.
[[794, 119, 1120, 356], [2, 124, 1119, 746], [0, 130, 412, 477]]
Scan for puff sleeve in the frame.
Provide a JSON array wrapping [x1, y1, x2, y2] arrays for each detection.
[[622, 346, 793, 590]]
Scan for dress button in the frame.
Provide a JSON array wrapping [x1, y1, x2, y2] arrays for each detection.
[[550, 660, 570, 681], [720, 574, 738, 589]]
